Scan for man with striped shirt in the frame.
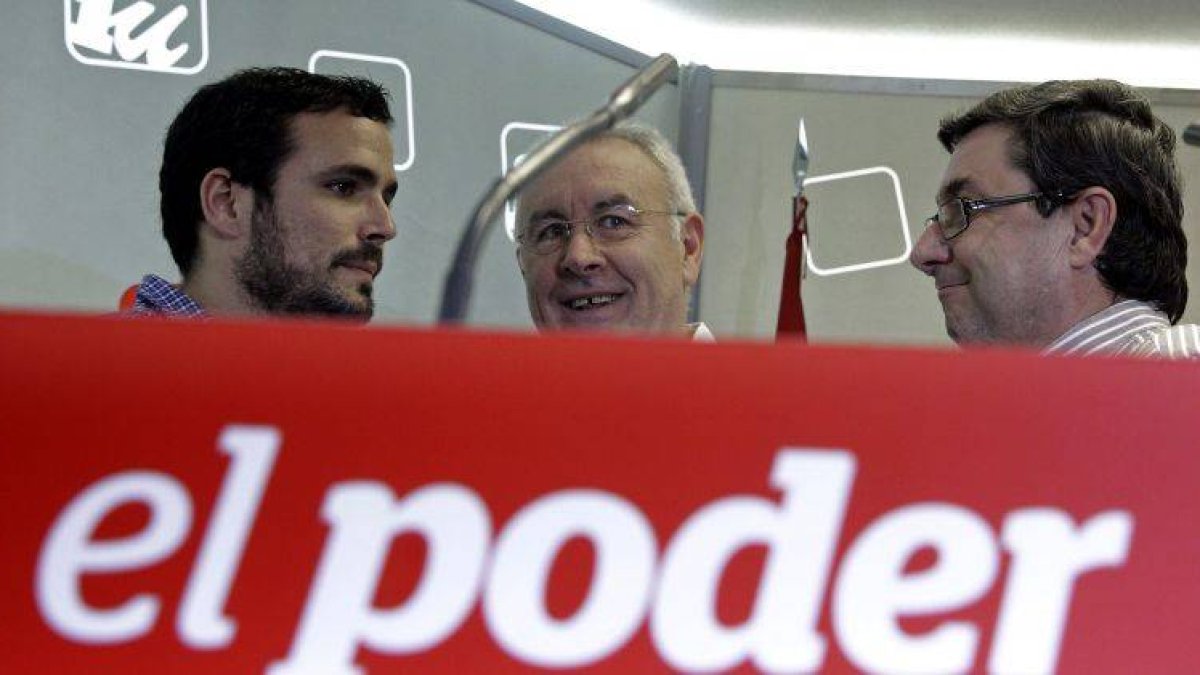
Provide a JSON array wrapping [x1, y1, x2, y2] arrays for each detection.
[[911, 79, 1199, 358]]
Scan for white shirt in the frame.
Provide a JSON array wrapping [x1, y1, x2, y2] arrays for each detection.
[[1043, 299, 1200, 358], [688, 322, 715, 342]]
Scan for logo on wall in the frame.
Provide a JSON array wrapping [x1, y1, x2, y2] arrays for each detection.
[[803, 166, 913, 276], [63, 0, 209, 74], [501, 122, 561, 240], [309, 50, 416, 173]]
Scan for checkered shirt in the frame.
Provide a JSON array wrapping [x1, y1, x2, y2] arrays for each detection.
[[130, 274, 206, 317]]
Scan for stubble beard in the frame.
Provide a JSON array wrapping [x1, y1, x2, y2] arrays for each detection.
[[235, 204, 375, 321]]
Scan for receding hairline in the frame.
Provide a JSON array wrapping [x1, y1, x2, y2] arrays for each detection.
[[515, 135, 679, 228]]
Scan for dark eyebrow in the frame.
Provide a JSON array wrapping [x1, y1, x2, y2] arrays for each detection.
[[319, 163, 399, 205], [318, 164, 378, 184], [937, 177, 971, 205]]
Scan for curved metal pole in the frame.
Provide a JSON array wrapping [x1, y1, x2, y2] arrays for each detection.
[[438, 53, 679, 324], [1185, 121, 1200, 147]]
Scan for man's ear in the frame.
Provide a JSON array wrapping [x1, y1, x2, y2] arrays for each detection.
[[1067, 186, 1117, 269], [681, 212, 705, 287], [199, 168, 253, 239]]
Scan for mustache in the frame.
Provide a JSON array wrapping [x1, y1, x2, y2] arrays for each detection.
[[331, 244, 384, 274]]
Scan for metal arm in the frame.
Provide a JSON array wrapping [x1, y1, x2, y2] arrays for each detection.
[[1184, 121, 1200, 147]]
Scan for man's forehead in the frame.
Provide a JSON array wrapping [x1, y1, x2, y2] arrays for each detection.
[[938, 124, 1022, 200], [287, 110, 394, 163], [520, 139, 666, 216]]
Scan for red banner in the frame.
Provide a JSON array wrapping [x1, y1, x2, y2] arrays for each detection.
[[2, 312, 1199, 673]]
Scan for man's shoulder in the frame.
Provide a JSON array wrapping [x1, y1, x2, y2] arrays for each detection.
[[1045, 300, 1173, 356], [1126, 322, 1200, 359], [128, 274, 206, 318]]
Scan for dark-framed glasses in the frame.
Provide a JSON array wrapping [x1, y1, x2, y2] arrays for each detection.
[[928, 189, 1073, 240], [517, 204, 684, 256]]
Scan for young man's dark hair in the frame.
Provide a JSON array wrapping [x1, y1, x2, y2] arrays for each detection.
[[159, 67, 393, 276], [937, 79, 1187, 322]]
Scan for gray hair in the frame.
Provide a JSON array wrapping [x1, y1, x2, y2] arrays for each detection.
[[596, 121, 697, 219], [515, 121, 697, 240]]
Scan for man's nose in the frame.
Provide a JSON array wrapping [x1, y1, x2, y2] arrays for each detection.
[[558, 225, 605, 276], [362, 194, 397, 244], [910, 221, 951, 276]]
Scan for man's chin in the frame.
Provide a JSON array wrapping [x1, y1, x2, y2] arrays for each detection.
[[283, 286, 373, 321], [323, 279, 375, 317], [336, 294, 374, 322], [546, 308, 631, 331]]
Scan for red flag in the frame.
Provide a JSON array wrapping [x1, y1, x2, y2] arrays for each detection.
[[777, 195, 809, 339]]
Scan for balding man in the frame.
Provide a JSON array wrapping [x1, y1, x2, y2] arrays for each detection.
[[514, 122, 709, 339]]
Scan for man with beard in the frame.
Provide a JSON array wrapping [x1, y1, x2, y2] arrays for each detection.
[[131, 67, 398, 321]]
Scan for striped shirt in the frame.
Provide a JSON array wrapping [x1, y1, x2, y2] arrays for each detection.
[[1043, 299, 1200, 358], [130, 274, 206, 317]]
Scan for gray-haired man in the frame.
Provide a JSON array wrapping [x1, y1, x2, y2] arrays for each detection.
[[514, 123, 709, 339]]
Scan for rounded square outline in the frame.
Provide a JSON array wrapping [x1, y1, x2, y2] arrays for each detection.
[[500, 122, 561, 241], [308, 49, 416, 173], [803, 166, 914, 276], [62, 0, 210, 75]]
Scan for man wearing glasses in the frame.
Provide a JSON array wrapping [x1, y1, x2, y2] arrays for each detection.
[[514, 123, 709, 339], [911, 79, 1200, 357]]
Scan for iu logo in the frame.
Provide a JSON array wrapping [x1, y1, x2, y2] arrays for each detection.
[[63, 0, 209, 74]]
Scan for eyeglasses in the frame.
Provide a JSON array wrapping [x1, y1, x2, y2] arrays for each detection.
[[517, 204, 684, 256], [928, 190, 1073, 240]]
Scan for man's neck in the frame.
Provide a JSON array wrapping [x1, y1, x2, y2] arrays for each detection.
[[180, 264, 261, 317], [1038, 285, 1121, 348]]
